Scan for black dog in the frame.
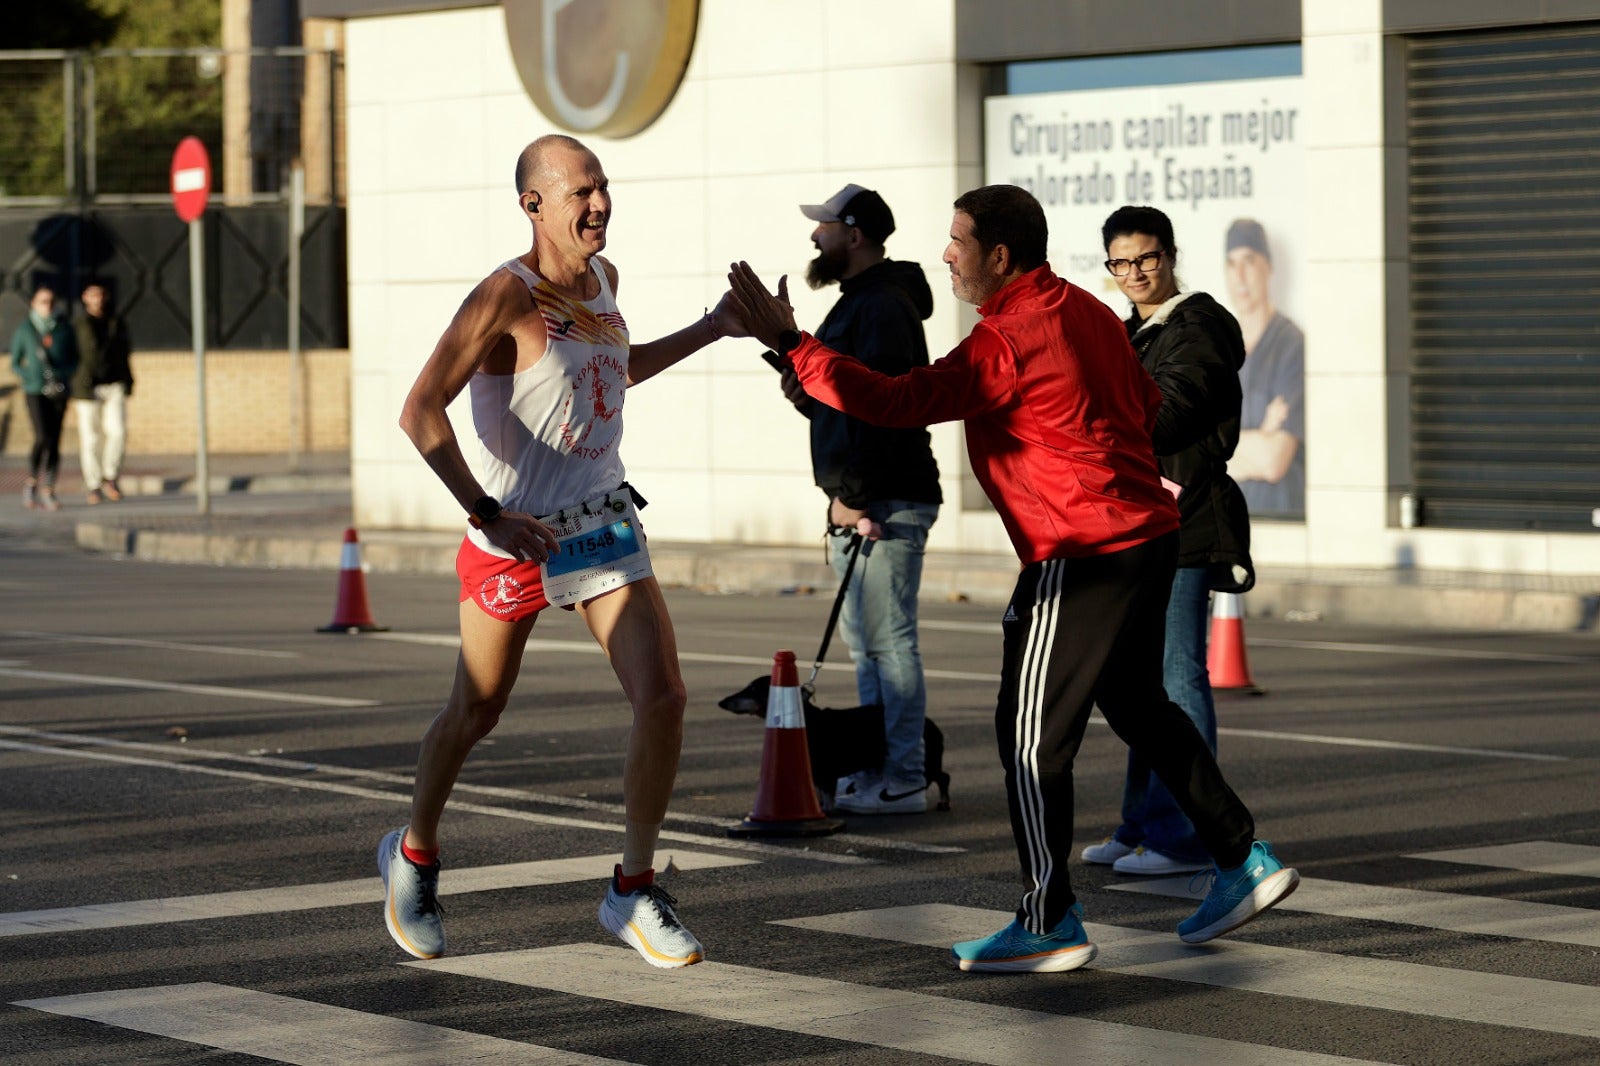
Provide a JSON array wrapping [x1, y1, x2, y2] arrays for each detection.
[[719, 675, 950, 811]]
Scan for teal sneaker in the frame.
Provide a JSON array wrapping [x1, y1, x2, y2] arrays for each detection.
[[951, 903, 1097, 973], [377, 827, 445, 959], [1177, 840, 1299, 944]]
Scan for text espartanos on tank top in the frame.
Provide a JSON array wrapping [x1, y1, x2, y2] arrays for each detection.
[[535, 281, 629, 462]]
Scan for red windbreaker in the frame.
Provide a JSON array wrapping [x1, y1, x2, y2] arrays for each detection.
[[788, 264, 1179, 565]]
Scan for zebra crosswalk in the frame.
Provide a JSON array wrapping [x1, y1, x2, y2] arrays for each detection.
[[16, 983, 626, 1065], [412, 944, 1373, 1066], [10, 840, 1600, 1065], [1105, 870, 1600, 946], [776, 903, 1600, 1040]]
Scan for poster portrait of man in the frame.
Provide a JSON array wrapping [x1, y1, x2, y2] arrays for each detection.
[[1223, 218, 1305, 517]]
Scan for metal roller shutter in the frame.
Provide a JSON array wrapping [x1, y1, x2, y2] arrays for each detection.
[[1406, 25, 1600, 532]]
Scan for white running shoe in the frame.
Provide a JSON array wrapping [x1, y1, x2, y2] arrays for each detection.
[[599, 873, 704, 969], [377, 827, 445, 959], [833, 778, 930, 815], [1112, 845, 1212, 876], [833, 771, 880, 810], [1080, 837, 1136, 865]]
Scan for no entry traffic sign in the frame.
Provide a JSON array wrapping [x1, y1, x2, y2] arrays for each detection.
[[170, 136, 211, 223]]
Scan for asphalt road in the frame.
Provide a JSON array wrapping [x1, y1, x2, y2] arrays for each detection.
[[2, 535, 1598, 1065]]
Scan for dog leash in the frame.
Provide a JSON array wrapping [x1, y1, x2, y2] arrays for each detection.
[[804, 530, 865, 696]]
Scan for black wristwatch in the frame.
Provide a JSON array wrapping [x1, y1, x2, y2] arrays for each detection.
[[777, 328, 802, 355], [467, 495, 503, 529]]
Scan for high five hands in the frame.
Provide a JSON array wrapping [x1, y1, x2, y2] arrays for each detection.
[[726, 262, 796, 350]]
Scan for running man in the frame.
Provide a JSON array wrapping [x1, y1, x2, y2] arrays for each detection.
[[380, 134, 741, 969]]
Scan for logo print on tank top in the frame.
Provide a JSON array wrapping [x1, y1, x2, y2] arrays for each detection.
[[533, 283, 628, 460]]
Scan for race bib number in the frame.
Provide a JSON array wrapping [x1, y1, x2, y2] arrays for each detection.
[[538, 490, 652, 607]]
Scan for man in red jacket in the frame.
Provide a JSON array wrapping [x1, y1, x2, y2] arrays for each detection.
[[728, 184, 1298, 974]]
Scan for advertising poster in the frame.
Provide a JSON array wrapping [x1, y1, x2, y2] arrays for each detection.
[[985, 78, 1306, 517]]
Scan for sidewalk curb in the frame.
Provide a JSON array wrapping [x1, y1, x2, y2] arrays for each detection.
[[117, 473, 352, 498], [70, 517, 1600, 634]]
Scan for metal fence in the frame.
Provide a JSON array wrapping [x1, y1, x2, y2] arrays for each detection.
[[0, 47, 342, 205]]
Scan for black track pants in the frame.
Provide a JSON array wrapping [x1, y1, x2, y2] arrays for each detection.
[[996, 532, 1255, 933]]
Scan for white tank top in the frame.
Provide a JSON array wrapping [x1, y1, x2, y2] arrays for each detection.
[[466, 257, 629, 557]]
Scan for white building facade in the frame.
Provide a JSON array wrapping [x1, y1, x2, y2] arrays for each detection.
[[305, 0, 1600, 580]]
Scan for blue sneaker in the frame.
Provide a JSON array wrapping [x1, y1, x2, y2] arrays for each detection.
[[1177, 840, 1299, 944], [377, 827, 445, 959], [951, 903, 1097, 973]]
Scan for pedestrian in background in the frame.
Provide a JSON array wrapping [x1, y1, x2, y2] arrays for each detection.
[[71, 281, 135, 505], [781, 183, 942, 814], [10, 283, 77, 511], [1083, 205, 1254, 877]]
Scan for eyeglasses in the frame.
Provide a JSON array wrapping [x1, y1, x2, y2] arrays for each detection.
[[1104, 251, 1166, 277]]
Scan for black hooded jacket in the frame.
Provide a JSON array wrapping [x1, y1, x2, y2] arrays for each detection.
[[1125, 291, 1254, 592], [806, 259, 942, 509]]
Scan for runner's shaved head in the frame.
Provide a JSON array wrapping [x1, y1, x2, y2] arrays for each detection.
[[515, 134, 591, 194]]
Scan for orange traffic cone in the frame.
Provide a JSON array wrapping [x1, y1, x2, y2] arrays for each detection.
[[317, 528, 388, 633], [727, 650, 844, 838], [1206, 591, 1261, 694]]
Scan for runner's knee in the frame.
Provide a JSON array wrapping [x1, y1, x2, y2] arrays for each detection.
[[633, 681, 687, 727], [450, 689, 511, 738]]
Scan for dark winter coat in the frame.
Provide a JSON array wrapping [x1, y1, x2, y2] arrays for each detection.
[[1125, 291, 1255, 592], [71, 311, 135, 399], [805, 259, 942, 509]]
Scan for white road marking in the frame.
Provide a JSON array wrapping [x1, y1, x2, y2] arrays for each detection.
[[0, 735, 876, 865], [0, 629, 300, 659], [1408, 841, 1600, 879], [777, 903, 1600, 1040], [1248, 637, 1593, 664], [1210, 726, 1567, 762], [383, 633, 1561, 762], [0, 666, 373, 706], [0, 852, 753, 938], [0, 725, 958, 856], [14, 982, 627, 1064], [412, 944, 1377, 1066], [372, 631, 999, 682], [923, 620, 1595, 664], [1108, 874, 1600, 947]]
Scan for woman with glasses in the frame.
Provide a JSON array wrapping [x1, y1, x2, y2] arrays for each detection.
[[1082, 206, 1255, 878]]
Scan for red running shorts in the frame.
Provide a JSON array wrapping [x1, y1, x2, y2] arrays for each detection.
[[456, 536, 569, 621]]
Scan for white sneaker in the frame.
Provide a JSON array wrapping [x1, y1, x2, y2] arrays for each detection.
[[833, 778, 930, 815], [1080, 837, 1135, 865], [598, 875, 704, 969], [834, 771, 879, 806], [1112, 845, 1212, 876]]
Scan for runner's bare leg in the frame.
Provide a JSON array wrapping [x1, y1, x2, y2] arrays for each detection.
[[579, 576, 687, 872], [405, 601, 537, 852]]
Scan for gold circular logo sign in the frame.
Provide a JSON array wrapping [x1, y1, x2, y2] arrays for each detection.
[[503, 0, 700, 139]]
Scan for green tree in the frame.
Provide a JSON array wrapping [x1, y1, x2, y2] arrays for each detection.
[[0, 0, 222, 197], [0, 0, 122, 49]]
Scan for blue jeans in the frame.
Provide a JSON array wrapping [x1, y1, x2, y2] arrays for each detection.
[[828, 500, 938, 786], [1114, 565, 1217, 862]]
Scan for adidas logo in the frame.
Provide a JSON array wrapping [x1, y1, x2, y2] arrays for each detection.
[[1003, 605, 1018, 623]]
